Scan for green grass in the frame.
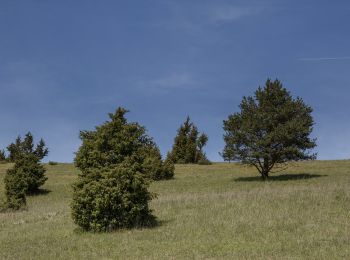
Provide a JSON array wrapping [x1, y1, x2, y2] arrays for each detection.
[[1, 161, 350, 259]]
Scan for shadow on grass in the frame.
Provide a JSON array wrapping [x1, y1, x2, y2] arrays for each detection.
[[235, 173, 327, 182], [155, 218, 174, 227], [0, 205, 28, 213], [73, 217, 174, 234], [27, 189, 51, 196]]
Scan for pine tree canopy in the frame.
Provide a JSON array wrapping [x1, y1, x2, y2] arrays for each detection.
[[222, 79, 316, 179], [7, 132, 48, 162]]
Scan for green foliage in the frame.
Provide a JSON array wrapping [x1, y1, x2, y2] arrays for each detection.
[[4, 166, 27, 210], [48, 161, 58, 166], [33, 139, 49, 160], [197, 158, 212, 165], [75, 107, 173, 180], [5, 154, 47, 195], [76, 108, 149, 171], [167, 116, 210, 164], [72, 162, 155, 232], [222, 79, 317, 179], [3, 133, 48, 210], [72, 107, 168, 231], [139, 142, 174, 180], [162, 157, 176, 179], [7, 136, 21, 162], [7, 132, 48, 162], [15, 154, 47, 193], [0, 149, 6, 163]]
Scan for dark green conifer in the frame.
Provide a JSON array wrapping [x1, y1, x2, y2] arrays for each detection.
[[0, 149, 6, 162], [7, 132, 48, 162], [7, 136, 22, 162], [139, 142, 174, 180], [4, 166, 27, 210], [222, 79, 316, 179], [3, 133, 49, 209], [72, 107, 171, 232], [16, 154, 47, 193], [72, 161, 156, 231], [167, 117, 210, 164]]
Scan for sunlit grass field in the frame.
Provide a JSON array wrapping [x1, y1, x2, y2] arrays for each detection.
[[1, 161, 350, 259]]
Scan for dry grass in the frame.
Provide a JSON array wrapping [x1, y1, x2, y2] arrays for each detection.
[[1, 161, 350, 259]]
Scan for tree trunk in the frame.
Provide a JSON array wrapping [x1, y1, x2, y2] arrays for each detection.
[[261, 158, 270, 180], [261, 170, 269, 180]]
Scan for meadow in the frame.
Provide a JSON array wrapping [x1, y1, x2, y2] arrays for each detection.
[[0, 161, 350, 259]]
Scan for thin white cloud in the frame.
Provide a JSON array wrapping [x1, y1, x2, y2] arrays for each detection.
[[209, 6, 260, 23], [151, 72, 195, 88], [136, 72, 198, 94], [299, 57, 350, 61], [154, 2, 263, 32]]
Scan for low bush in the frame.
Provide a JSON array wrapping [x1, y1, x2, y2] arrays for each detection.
[[0, 149, 7, 163], [198, 158, 212, 165], [71, 162, 156, 232], [4, 167, 27, 210], [48, 161, 58, 166], [16, 154, 47, 194], [72, 108, 161, 232], [140, 144, 174, 180]]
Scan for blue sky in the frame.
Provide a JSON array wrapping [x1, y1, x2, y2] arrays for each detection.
[[0, 0, 349, 162]]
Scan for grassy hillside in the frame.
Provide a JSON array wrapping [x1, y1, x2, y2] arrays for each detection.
[[1, 161, 350, 259]]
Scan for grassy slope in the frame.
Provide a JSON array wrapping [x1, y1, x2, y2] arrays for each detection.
[[0, 161, 350, 259]]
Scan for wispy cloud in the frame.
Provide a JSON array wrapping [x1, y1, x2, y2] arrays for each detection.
[[137, 72, 197, 94], [299, 57, 350, 61], [151, 72, 195, 88], [209, 6, 261, 23], [155, 2, 263, 32]]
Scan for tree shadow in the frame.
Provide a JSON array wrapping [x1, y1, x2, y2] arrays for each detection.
[[234, 173, 327, 182], [73, 218, 174, 234], [154, 218, 174, 227], [134, 216, 175, 230], [27, 189, 51, 196], [0, 206, 28, 213]]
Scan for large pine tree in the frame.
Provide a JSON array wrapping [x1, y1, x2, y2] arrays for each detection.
[[222, 79, 316, 179]]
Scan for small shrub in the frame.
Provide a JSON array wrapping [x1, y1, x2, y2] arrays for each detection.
[[140, 143, 174, 180], [48, 161, 58, 166], [0, 149, 7, 163], [168, 116, 210, 164], [4, 167, 27, 210], [71, 163, 156, 232], [198, 158, 212, 165], [3, 133, 48, 206], [161, 158, 175, 179], [13, 154, 47, 194]]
